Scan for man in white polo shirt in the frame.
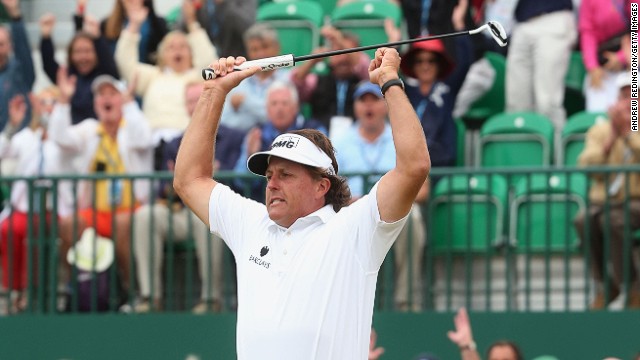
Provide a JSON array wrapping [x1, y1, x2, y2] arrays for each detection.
[[174, 48, 430, 359]]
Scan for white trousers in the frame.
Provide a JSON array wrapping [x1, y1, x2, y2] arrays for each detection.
[[506, 11, 577, 134], [133, 203, 225, 301], [393, 204, 426, 311]]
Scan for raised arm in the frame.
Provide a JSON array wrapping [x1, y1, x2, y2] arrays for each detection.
[[447, 307, 482, 360], [369, 48, 430, 222], [173, 57, 260, 226]]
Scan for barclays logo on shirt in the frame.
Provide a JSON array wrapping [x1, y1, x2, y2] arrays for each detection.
[[248, 246, 271, 269]]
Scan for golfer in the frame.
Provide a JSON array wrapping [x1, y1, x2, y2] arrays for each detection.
[[174, 47, 430, 359]]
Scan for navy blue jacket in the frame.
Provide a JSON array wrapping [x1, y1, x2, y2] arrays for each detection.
[[405, 36, 472, 168]]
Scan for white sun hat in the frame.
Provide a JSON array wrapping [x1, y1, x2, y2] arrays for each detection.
[[247, 133, 336, 177], [66, 227, 115, 272]]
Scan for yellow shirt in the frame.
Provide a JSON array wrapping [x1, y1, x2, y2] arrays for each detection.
[[90, 124, 135, 211]]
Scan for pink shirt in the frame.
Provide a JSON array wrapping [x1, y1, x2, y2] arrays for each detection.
[[579, 0, 639, 70]]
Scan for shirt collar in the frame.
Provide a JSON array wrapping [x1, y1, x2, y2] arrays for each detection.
[[267, 204, 336, 232]]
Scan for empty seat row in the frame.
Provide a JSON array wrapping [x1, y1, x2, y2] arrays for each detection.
[[457, 110, 608, 169], [257, 0, 403, 58], [428, 173, 588, 254]]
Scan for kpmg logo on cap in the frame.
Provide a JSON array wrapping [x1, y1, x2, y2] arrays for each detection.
[[271, 136, 299, 150]]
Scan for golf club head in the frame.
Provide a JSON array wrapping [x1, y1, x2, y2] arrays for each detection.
[[469, 21, 508, 47], [486, 21, 508, 47]]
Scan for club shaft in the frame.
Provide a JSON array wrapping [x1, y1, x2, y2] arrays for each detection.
[[294, 30, 470, 62]]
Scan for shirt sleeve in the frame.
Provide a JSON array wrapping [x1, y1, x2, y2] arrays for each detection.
[[208, 184, 269, 256], [348, 182, 409, 273]]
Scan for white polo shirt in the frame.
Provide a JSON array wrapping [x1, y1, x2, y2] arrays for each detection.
[[208, 182, 407, 360]]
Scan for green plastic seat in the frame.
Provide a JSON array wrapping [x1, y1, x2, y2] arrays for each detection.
[[478, 112, 554, 186], [257, 1, 324, 57], [429, 174, 508, 253], [559, 111, 607, 166], [311, 0, 338, 19], [509, 173, 587, 253], [330, 1, 403, 59], [461, 51, 506, 129]]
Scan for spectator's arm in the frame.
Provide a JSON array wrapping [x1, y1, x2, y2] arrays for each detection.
[[0, 95, 25, 158], [626, 132, 640, 159], [121, 101, 153, 150], [290, 66, 319, 102], [73, 0, 85, 31], [48, 103, 87, 152], [578, 124, 609, 167], [115, 29, 158, 96], [38, 13, 58, 83], [447, 307, 482, 360], [39, 37, 58, 84], [9, 17, 36, 89], [187, 22, 218, 70], [94, 36, 119, 78], [578, 1, 600, 71]]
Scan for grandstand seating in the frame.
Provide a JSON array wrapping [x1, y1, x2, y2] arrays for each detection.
[[257, 0, 324, 57], [429, 174, 508, 253], [477, 112, 554, 186], [330, 1, 403, 58], [558, 111, 607, 166], [508, 173, 587, 252]]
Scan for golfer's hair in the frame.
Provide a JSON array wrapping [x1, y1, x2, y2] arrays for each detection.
[[266, 80, 299, 105], [243, 22, 280, 46], [487, 341, 524, 360], [290, 129, 351, 212]]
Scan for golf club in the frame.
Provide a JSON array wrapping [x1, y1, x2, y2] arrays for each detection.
[[202, 21, 507, 80]]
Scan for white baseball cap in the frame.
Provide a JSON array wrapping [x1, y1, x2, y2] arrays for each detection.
[[91, 75, 127, 94], [247, 133, 336, 177]]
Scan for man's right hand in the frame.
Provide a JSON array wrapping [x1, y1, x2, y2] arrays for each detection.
[[203, 56, 261, 95], [368, 47, 401, 87]]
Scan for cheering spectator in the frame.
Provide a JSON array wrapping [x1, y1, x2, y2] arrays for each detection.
[[115, 0, 217, 149], [574, 72, 640, 310], [50, 71, 154, 294], [39, 13, 119, 124], [0, 89, 70, 313], [0, 0, 34, 131], [99, 0, 168, 64], [401, 0, 473, 168]]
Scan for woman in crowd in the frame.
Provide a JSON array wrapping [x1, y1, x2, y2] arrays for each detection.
[[115, 0, 217, 154], [39, 13, 119, 124]]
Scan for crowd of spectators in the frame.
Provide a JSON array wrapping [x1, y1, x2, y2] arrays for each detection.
[[0, 0, 638, 316]]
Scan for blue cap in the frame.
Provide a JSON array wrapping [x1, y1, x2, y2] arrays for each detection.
[[353, 81, 383, 100]]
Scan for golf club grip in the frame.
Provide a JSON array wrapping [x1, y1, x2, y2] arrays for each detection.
[[201, 54, 295, 80]]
